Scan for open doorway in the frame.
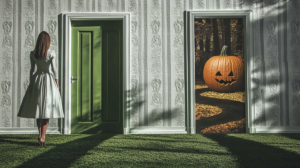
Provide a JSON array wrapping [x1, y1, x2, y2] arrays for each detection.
[[70, 20, 123, 134], [195, 18, 246, 133], [60, 13, 130, 135]]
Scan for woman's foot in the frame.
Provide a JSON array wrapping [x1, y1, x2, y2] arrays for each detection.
[[40, 137, 46, 146], [38, 137, 41, 146]]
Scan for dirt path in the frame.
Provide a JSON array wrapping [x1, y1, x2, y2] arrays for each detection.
[[195, 88, 245, 133]]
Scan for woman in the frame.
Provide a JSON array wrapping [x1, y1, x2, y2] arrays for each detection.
[[17, 31, 64, 146]]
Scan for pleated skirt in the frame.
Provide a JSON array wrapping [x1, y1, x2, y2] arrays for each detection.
[[17, 72, 64, 119]]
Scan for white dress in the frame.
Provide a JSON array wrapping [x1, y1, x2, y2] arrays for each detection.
[[17, 50, 64, 119]]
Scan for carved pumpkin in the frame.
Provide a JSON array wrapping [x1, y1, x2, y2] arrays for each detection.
[[203, 45, 244, 92]]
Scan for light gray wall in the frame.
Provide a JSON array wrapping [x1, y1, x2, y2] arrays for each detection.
[[0, 0, 299, 132]]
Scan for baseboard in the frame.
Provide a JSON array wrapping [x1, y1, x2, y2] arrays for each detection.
[[3, 126, 298, 134], [248, 127, 256, 133], [0, 127, 61, 134], [129, 127, 187, 134], [189, 127, 196, 134], [63, 128, 70, 134], [124, 128, 130, 134], [254, 127, 300, 133]]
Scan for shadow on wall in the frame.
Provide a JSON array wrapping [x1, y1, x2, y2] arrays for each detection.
[[249, 0, 293, 127], [219, 0, 297, 128]]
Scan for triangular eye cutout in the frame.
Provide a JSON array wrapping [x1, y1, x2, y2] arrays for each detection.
[[228, 71, 234, 76], [216, 71, 222, 76]]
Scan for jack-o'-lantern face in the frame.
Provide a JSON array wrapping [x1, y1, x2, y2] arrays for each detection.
[[214, 70, 236, 86], [203, 45, 244, 92]]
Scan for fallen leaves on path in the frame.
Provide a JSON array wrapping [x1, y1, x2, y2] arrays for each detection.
[[200, 118, 246, 133], [195, 84, 208, 89], [200, 91, 245, 103], [195, 103, 222, 120], [195, 82, 246, 133]]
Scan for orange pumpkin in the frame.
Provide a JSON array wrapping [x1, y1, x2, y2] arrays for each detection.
[[203, 45, 244, 92]]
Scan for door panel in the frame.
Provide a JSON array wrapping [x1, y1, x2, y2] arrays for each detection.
[[80, 32, 92, 122], [71, 21, 123, 134], [71, 26, 101, 133]]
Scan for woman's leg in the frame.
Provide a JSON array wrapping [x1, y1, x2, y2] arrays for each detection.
[[37, 119, 42, 139], [40, 119, 49, 144]]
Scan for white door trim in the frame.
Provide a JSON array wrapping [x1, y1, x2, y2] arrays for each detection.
[[60, 13, 131, 135], [184, 10, 254, 134]]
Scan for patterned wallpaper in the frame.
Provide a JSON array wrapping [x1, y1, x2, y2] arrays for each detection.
[[0, 0, 299, 130]]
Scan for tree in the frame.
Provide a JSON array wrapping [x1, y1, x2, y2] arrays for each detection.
[[205, 18, 211, 53], [224, 18, 231, 55], [237, 18, 243, 51], [213, 18, 220, 55]]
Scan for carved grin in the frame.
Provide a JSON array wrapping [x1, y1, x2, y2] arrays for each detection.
[[215, 78, 236, 86]]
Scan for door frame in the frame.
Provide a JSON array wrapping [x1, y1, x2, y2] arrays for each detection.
[[60, 13, 131, 135], [184, 10, 254, 134]]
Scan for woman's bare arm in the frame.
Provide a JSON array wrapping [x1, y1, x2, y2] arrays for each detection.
[[50, 50, 59, 88], [55, 79, 59, 89]]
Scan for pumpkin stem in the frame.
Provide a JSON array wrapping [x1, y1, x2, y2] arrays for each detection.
[[220, 45, 228, 56]]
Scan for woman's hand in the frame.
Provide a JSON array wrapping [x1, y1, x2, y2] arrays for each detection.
[[55, 79, 59, 89]]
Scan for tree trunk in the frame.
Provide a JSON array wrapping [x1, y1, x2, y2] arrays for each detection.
[[220, 19, 225, 51], [213, 18, 220, 55], [205, 18, 211, 53], [237, 18, 243, 51], [199, 19, 204, 52], [224, 18, 231, 55]]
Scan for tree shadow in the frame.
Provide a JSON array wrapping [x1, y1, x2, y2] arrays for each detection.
[[202, 133, 300, 168], [281, 133, 300, 141], [100, 145, 229, 156], [0, 138, 39, 147], [16, 133, 116, 168], [0, 136, 33, 140], [249, 0, 294, 127]]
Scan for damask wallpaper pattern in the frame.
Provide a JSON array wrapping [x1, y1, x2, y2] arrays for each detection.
[[0, 0, 299, 131]]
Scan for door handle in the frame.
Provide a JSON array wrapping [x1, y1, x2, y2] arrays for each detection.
[[71, 76, 79, 83]]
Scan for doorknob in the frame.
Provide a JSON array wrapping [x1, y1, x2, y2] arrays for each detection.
[[71, 76, 79, 83]]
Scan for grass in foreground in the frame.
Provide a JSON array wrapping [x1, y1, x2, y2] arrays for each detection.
[[0, 133, 300, 168]]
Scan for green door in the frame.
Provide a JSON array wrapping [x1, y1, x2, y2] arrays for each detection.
[[71, 21, 123, 134]]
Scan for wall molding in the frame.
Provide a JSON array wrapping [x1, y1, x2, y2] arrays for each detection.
[[2, 127, 299, 134], [185, 10, 254, 134], [254, 127, 300, 133], [129, 126, 187, 134]]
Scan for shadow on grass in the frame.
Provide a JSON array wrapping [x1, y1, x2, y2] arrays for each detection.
[[0, 138, 40, 147], [282, 134, 300, 141], [113, 136, 219, 144], [16, 133, 116, 168], [0, 136, 33, 140], [202, 134, 300, 168], [104, 144, 229, 156]]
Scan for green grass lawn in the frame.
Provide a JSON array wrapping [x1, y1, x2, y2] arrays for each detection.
[[0, 133, 300, 168]]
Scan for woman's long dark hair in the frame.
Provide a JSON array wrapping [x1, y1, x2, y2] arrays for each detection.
[[34, 31, 51, 59]]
